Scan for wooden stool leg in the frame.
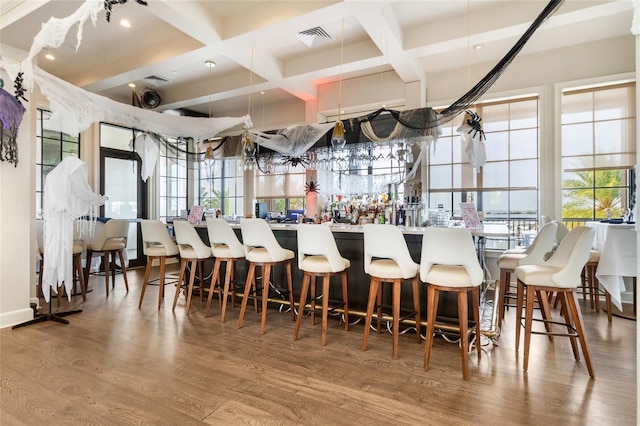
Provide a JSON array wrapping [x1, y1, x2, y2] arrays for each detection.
[[260, 264, 272, 334], [158, 257, 166, 310], [310, 275, 316, 326], [412, 276, 421, 343], [515, 279, 524, 351], [286, 261, 295, 322], [458, 289, 470, 380], [362, 278, 379, 352], [118, 250, 129, 292], [205, 258, 222, 318], [139, 257, 153, 309], [220, 259, 233, 323], [75, 253, 86, 302], [341, 270, 349, 331], [523, 284, 535, 372], [375, 281, 383, 333], [424, 285, 439, 370], [321, 274, 330, 346], [104, 253, 110, 297], [472, 287, 481, 360], [498, 268, 508, 329], [172, 259, 187, 311], [558, 292, 580, 361], [238, 263, 256, 329], [294, 273, 311, 341], [185, 260, 197, 314], [391, 280, 401, 360], [567, 290, 595, 378], [605, 290, 613, 323]]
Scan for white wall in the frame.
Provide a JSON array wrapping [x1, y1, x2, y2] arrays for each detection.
[[0, 66, 37, 328]]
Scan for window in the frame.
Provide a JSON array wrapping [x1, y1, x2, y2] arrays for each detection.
[[159, 137, 188, 223], [199, 157, 244, 217], [36, 108, 80, 218], [256, 168, 305, 214], [561, 82, 636, 223], [428, 97, 539, 227]]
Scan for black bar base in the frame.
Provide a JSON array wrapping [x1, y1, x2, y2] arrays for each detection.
[[12, 298, 82, 329]]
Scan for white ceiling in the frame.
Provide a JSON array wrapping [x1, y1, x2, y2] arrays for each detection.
[[0, 0, 634, 120]]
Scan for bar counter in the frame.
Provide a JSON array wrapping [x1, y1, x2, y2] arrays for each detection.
[[193, 222, 502, 330]]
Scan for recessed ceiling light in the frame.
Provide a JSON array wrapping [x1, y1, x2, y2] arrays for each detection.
[[120, 19, 131, 28], [128, 83, 136, 88], [260, 91, 265, 95], [172, 70, 179, 75], [44, 53, 55, 61], [205, 60, 216, 68], [475, 44, 482, 50]]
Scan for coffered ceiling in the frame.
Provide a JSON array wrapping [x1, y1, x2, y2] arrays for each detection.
[[0, 0, 634, 121]]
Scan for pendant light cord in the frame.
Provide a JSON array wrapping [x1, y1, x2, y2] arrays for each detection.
[[337, 19, 344, 122]]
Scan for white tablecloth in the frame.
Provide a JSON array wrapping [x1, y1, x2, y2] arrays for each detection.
[[586, 222, 637, 311]]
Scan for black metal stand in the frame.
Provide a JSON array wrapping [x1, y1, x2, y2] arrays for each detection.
[[12, 296, 82, 329]]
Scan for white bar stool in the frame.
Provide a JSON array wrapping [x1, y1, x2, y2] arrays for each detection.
[[139, 220, 179, 310], [294, 224, 350, 346], [205, 218, 246, 322], [362, 224, 421, 360], [420, 227, 483, 380], [171, 220, 213, 314], [237, 219, 295, 334], [515, 226, 596, 378]]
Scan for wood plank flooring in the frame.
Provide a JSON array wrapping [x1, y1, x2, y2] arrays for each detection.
[[1, 265, 636, 425]]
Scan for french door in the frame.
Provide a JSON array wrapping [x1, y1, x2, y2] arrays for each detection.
[[100, 147, 147, 268]]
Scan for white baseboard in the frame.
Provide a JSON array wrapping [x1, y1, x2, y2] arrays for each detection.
[[0, 307, 35, 329]]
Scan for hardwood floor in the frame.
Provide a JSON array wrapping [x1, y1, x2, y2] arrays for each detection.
[[1, 266, 636, 425]]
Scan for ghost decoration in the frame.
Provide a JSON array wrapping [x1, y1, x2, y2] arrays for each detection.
[[457, 110, 486, 170]]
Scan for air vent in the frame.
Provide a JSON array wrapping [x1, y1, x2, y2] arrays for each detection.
[[143, 74, 171, 86], [296, 26, 332, 47]]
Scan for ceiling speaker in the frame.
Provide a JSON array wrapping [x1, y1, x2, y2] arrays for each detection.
[[140, 88, 161, 109]]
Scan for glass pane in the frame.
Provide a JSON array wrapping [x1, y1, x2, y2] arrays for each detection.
[[63, 141, 79, 157], [509, 99, 538, 129], [594, 85, 635, 120], [453, 163, 476, 189], [100, 124, 133, 150], [429, 165, 451, 190], [594, 169, 622, 188], [595, 187, 622, 217], [510, 190, 538, 216], [104, 157, 139, 261], [562, 170, 593, 189], [510, 129, 538, 159], [484, 131, 508, 161], [430, 137, 451, 164], [562, 91, 593, 124], [562, 188, 593, 220], [42, 138, 61, 165], [482, 191, 508, 217], [481, 103, 509, 132], [482, 161, 508, 188], [561, 123, 593, 157], [594, 118, 634, 155], [510, 159, 537, 188]]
